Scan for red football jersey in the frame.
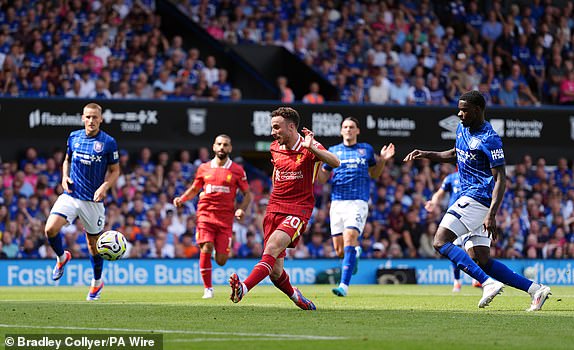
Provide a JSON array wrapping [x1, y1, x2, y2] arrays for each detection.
[[267, 135, 325, 220], [192, 158, 249, 227]]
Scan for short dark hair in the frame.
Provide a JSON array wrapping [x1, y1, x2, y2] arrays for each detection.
[[215, 134, 231, 143], [459, 90, 486, 111], [342, 117, 360, 128], [271, 107, 300, 128]]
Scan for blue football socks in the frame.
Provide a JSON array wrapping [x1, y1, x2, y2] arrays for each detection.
[[452, 261, 461, 280], [438, 242, 489, 284], [340, 246, 357, 286], [48, 233, 64, 256], [90, 254, 104, 280], [483, 259, 532, 292]]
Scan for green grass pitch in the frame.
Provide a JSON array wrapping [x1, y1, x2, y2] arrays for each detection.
[[1, 285, 573, 350]]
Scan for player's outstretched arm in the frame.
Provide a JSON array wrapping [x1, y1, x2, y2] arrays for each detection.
[[369, 143, 396, 179], [174, 186, 201, 208], [403, 148, 456, 163], [483, 165, 506, 241], [301, 127, 340, 168], [94, 163, 120, 202]]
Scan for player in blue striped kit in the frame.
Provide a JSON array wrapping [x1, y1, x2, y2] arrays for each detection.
[[45, 102, 120, 301], [404, 91, 551, 310], [318, 117, 395, 297]]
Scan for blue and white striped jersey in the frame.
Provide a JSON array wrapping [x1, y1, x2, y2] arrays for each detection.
[[66, 129, 119, 201], [441, 172, 462, 207], [455, 121, 505, 207], [324, 142, 376, 201]]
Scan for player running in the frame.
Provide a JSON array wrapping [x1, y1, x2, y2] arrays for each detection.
[[318, 117, 394, 297], [404, 90, 551, 311], [45, 102, 120, 301], [174, 135, 252, 299]]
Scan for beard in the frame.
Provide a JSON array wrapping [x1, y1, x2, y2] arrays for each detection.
[[216, 151, 228, 160]]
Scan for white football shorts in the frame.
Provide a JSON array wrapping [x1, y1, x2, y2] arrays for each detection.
[[329, 199, 369, 236], [50, 194, 105, 234], [439, 196, 491, 249]]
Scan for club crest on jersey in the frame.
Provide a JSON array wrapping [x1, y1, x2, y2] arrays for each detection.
[[358, 148, 366, 155], [468, 137, 481, 150], [296, 154, 303, 163], [93, 141, 104, 153], [226, 174, 232, 182]]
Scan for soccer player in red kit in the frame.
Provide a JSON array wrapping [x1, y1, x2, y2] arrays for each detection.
[[174, 135, 252, 299], [229, 107, 340, 310]]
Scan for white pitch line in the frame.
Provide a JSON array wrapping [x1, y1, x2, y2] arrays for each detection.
[[166, 338, 322, 342], [0, 324, 346, 341]]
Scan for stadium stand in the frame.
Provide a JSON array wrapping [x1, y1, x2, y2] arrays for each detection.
[[0, 0, 573, 105], [1, 145, 573, 260], [0, 1, 573, 261]]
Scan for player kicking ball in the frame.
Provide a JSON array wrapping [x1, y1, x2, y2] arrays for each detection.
[[229, 107, 340, 309]]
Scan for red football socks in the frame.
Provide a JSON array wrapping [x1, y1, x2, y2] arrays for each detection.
[[199, 252, 212, 289], [271, 269, 294, 297], [244, 254, 276, 290]]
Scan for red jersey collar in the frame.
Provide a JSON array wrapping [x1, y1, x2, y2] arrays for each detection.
[[210, 158, 232, 169], [280, 134, 303, 151]]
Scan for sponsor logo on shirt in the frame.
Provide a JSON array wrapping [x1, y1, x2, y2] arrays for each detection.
[[275, 170, 304, 181], [491, 148, 505, 160], [340, 157, 367, 169], [205, 184, 230, 194], [73, 151, 102, 165], [456, 148, 477, 162]]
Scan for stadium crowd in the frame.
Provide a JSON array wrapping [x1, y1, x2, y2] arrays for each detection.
[[1, 0, 574, 105], [1, 146, 573, 261], [0, 0, 241, 101], [180, 0, 574, 106]]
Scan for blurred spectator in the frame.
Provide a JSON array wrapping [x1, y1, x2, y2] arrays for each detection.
[[230, 88, 242, 101], [277, 76, 294, 103], [302, 82, 324, 104], [559, 70, 574, 105]]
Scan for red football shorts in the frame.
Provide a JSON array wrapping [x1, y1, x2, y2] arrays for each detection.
[[263, 212, 307, 259], [196, 221, 233, 255]]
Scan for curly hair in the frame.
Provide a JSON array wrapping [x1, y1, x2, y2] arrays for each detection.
[[271, 107, 300, 128], [459, 90, 486, 111]]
